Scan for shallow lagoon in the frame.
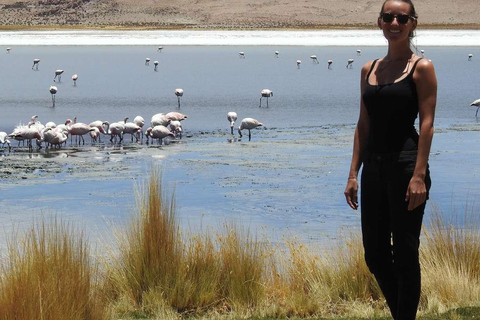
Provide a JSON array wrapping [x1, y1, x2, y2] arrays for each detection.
[[0, 42, 479, 253]]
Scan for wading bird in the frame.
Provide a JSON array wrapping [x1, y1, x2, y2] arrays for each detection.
[[174, 88, 184, 108], [72, 74, 78, 86], [468, 54, 473, 61], [133, 115, 145, 140], [145, 126, 174, 145], [145, 58, 150, 65], [166, 111, 187, 121], [227, 112, 237, 135], [470, 98, 480, 116], [239, 52, 245, 58], [328, 59, 333, 69], [259, 89, 273, 107], [297, 60, 301, 69], [157, 46, 163, 52], [238, 118, 263, 141], [151, 113, 170, 127], [275, 51, 279, 58], [32, 59, 40, 70], [169, 120, 182, 138], [53, 69, 64, 82], [310, 55, 319, 64], [0, 132, 11, 151], [153, 61, 159, 71], [6, 48, 11, 53], [357, 49, 362, 56], [49, 86, 57, 107], [346, 59, 354, 68]]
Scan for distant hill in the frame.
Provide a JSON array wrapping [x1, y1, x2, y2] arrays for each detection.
[[0, 0, 478, 29]]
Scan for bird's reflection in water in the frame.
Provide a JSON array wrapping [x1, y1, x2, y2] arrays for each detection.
[[227, 137, 239, 143]]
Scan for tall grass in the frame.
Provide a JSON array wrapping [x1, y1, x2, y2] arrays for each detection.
[[0, 218, 106, 320], [2, 169, 480, 319], [106, 169, 267, 317], [421, 205, 480, 313]]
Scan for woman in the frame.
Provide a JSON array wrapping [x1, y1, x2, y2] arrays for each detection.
[[344, 0, 437, 319]]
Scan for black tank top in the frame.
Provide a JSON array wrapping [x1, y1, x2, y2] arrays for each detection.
[[362, 58, 423, 154]]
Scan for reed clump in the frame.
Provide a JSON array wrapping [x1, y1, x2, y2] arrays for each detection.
[[420, 205, 480, 314], [106, 169, 267, 317], [0, 218, 106, 320], [2, 168, 480, 319]]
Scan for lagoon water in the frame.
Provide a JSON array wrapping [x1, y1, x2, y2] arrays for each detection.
[[0, 30, 479, 252]]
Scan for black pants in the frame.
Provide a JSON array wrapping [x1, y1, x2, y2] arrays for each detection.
[[361, 152, 431, 320]]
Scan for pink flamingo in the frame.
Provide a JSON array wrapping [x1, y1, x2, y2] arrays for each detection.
[[0, 132, 11, 151], [122, 117, 142, 142], [145, 126, 174, 145], [133, 116, 145, 140], [169, 120, 182, 139], [67, 117, 95, 145], [103, 121, 125, 143], [227, 112, 237, 135], [238, 118, 263, 141], [166, 111, 187, 121], [151, 113, 171, 127]]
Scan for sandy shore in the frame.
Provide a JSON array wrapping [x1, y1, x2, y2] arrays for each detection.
[[1, 0, 480, 29]]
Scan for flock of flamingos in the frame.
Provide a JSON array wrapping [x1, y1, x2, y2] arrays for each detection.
[[0, 111, 264, 152], [1, 46, 271, 152], [1, 45, 365, 152], [3, 46, 479, 152]]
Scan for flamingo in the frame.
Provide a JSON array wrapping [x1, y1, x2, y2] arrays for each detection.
[[103, 121, 125, 143], [166, 111, 187, 121], [145, 126, 174, 145], [122, 117, 142, 142], [420, 49, 425, 57], [227, 112, 237, 135], [297, 60, 301, 69], [153, 61, 159, 71], [49, 86, 57, 107], [239, 52, 245, 59], [89, 127, 101, 143], [53, 69, 64, 82], [157, 46, 163, 52], [470, 98, 480, 116], [357, 49, 362, 56], [346, 59, 354, 68], [32, 59, 40, 70], [151, 113, 171, 127], [0, 132, 11, 151], [89, 120, 107, 142], [72, 74, 78, 86], [238, 118, 263, 141], [67, 117, 95, 145], [310, 55, 319, 64], [260, 89, 273, 108], [275, 51, 279, 58], [8, 126, 42, 151], [45, 121, 56, 129], [468, 54, 473, 61], [43, 127, 68, 148], [174, 88, 184, 108], [145, 58, 151, 65], [328, 59, 333, 69], [6, 48, 11, 53], [133, 116, 145, 140], [169, 120, 182, 139]]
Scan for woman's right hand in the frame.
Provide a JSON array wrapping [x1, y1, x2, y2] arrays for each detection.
[[344, 178, 359, 210]]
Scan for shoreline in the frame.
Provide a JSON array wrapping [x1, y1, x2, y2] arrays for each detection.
[[2, 23, 480, 31]]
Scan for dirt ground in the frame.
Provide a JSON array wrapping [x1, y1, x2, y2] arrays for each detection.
[[0, 0, 479, 29]]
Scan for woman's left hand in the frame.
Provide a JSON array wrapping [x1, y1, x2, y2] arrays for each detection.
[[405, 176, 427, 211]]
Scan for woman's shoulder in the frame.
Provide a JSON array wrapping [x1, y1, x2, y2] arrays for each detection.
[[361, 59, 378, 73], [413, 57, 436, 77]]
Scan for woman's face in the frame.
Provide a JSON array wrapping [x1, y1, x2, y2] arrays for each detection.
[[378, 1, 417, 43]]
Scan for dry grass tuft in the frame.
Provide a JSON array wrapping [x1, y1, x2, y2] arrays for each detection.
[[0, 218, 106, 320]]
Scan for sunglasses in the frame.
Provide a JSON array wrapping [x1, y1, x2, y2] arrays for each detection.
[[381, 13, 416, 24]]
